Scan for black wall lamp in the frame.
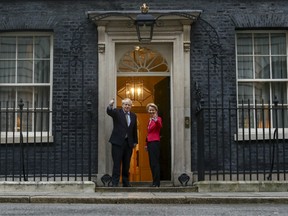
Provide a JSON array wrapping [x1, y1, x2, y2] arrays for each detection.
[[135, 3, 155, 43]]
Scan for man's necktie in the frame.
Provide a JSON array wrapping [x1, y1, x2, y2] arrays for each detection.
[[125, 113, 130, 126]]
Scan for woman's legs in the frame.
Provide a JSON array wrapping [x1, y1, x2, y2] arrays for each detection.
[[148, 141, 160, 186]]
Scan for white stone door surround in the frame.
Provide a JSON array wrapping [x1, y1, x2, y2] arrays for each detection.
[[87, 10, 201, 186]]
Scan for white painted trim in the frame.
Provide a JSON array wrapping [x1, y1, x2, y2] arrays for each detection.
[[95, 18, 193, 186], [234, 128, 288, 141]]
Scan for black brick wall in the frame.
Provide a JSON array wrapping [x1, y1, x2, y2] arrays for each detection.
[[0, 0, 287, 178]]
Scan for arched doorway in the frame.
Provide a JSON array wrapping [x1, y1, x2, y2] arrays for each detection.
[[91, 9, 197, 186], [116, 45, 171, 182]]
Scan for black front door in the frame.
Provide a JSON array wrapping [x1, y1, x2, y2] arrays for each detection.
[[154, 77, 171, 180]]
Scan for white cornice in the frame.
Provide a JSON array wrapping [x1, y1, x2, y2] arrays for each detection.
[[86, 9, 202, 24]]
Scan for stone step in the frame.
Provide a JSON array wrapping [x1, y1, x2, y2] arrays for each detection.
[[95, 186, 198, 193], [95, 181, 197, 192]]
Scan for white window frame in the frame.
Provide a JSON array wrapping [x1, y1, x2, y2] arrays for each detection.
[[235, 30, 288, 140], [0, 32, 53, 143]]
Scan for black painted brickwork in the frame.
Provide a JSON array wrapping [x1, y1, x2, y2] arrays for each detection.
[[0, 0, 288, 177]]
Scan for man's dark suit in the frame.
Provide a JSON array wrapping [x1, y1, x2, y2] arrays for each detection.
[[107, 106, 138, 186]]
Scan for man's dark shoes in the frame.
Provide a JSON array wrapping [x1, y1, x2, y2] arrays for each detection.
[[123, 184, 132, 187]]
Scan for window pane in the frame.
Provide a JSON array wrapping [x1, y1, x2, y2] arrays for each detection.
[[17, 60, 33, 83], [1, 112, 15, 131], [272, 56, 287, 78], [35, 86, 50, 108], [255, 105, 270, 128], [271, 33, 286, 55], [118, 47, 169, 72], [0, 37, 16, 59], [35, 36, 50, 58], [254, 33, 269, 55], [255, 56, 270, 78], [238, 107, 254, 128], [238, 83, 253, 103], [17, 86, 33, 108], [237, 33, 252, 55], [0, 87, 16, 107], [0, 60, 16, 83], [272, 82, 287, 104], [278, 107, 288, 128], [18, 37, 33, 59], [255, 82, 270, 103], [35, 112, 49, 131], [238, 56, 253, 78], [35, 60, 50, 83], [18, 111, 32, 132]]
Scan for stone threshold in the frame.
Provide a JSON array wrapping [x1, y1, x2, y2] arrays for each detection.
[[95, 186, 198, 193]]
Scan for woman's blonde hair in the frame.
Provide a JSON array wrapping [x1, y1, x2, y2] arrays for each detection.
[[146, 103, 158, 111]]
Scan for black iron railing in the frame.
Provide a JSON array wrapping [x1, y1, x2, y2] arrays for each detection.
[[195, 99, 288, 181], [1, 98, 287, 182], [0, 100, 96, 181]]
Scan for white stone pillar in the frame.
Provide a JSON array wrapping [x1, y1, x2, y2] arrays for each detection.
[[96, 25, 113, 186]]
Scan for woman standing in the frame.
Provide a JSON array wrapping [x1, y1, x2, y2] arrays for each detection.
[[145, 103, 162, 187]]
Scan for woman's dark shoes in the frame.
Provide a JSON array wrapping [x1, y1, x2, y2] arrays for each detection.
[[150, 184, 160, 187]]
